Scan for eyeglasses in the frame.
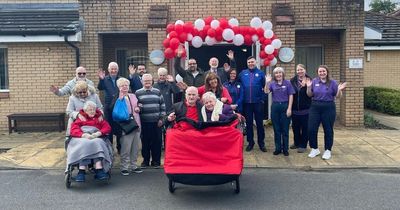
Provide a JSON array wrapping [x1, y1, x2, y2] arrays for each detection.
[[77, 72, 86, 75], [188, 63, 197, 65], [78, 91, 87, 94]]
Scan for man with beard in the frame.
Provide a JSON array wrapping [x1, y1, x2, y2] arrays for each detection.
[[128, 64, 146, 93], [50, 66, 94, 96], [174, 52, 205, 88]]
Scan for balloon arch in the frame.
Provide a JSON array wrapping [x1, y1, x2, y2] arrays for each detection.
[[162, 16, 282, 67]]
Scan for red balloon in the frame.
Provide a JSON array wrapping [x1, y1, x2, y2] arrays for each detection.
[[263, 38, 272, 45], [192, 28, 199, 36], [267, 54, 275, 60], [256, 28, 264, 37], [169, 31, 178, 39], [272, 34, 277, 40], [166, 24, 175, 33], [273, 49, 279, 57], [260, 51, 267, 59], [183, 22, 193, 33], [175, 24, 184, 34], [179, 32, 188, 43], [169, 38, 180, 50], [207, 28, 216, 37], [244, 35, 252, 46], [162, 38, 170, 48], [259, 36, 265, 44], [249, 28, 257, 36], [215, 27, 223, 37], [215, 34, 223, 42], [219, 18, 229, 29], [240, 26, 248, 35], [204, 16, 214, 25], [263, 59, 270, 66], [164, 48, 174, 59], [232, 26, 240, 34]]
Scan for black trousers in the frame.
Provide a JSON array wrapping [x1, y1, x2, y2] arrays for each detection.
[[308, 101, 336, 150], [141, 122, 162, 164], [291, 113, 309, 148]]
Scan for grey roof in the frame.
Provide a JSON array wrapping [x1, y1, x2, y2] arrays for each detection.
[[0, 3, 80, 36], [365, 11, 400, 45]]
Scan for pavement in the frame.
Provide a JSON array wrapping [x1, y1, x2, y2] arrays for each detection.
[[0, 112, 400, 170]]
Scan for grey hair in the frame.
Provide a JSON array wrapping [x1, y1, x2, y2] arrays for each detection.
[[272, 67, 285, 81], [83, 101, 97, 111], [202, 91, 217, 103], [116, 77, 130, 87], [157, 67, 168, 76], [108, 62, 119, 70], [142, 73, 153, 80]]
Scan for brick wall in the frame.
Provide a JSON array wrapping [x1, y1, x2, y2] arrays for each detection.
[[364, 50, 400, 89], [0, 43, 76, 130]]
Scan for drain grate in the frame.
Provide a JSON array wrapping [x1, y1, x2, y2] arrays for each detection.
[[0, 148, 11, 154]]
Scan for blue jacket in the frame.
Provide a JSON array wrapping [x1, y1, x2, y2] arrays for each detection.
[[223, 80, 244, 112], [238, 68, 266, 103]]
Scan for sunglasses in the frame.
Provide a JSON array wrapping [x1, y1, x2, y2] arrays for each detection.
[[188, 63, 197, 65], [78, 91, 87, 94], [77, 72, 86, 75]]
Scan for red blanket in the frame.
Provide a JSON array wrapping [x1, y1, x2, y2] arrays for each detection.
[[164, 121, 243, 175]]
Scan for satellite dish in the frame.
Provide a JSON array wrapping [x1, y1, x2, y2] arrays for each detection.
[[278, 47, 294, 63]]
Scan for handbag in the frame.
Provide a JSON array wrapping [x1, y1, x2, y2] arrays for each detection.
[[114, 95, 139, 134]]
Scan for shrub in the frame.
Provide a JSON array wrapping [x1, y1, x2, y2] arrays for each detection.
[[364, 113, 380, 127], [364, 86, 400, 115]]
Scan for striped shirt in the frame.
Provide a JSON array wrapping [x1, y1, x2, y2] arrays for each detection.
[[135, 87, 166, 123]]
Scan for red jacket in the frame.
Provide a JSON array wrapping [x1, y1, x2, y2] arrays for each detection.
[[70, 109, 111, 137], [197, 85, 232, 104]]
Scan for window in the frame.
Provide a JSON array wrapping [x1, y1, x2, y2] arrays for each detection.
[[116, 48, 147, 78], [0, 47, 8, 90]]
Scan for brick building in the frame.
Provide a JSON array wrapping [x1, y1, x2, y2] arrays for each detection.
[[0, 0, 364, 131]]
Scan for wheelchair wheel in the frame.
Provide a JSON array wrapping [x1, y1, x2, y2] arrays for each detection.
[[233, 178, 240, 194], [65, 172, 71, 189], [168, 179, 175, 193]]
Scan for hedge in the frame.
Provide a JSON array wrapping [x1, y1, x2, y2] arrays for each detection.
[[364, 86, 400, 115]]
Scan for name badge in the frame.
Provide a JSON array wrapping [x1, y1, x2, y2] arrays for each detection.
[[237, 85, 241, 88], [255, 73, 259, 77], [316, 84, 320, 87]]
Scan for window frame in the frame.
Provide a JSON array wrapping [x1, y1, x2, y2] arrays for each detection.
[[0, 45, 9, 93]]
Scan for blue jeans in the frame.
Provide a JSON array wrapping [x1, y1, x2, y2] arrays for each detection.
[[271, 102, 291, 152], [243, 102, 265, 148], [308, 101, 336, 150]]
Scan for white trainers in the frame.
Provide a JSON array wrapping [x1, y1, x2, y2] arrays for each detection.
[[308, 148, 320, 158], [322, 150, 332, 160]]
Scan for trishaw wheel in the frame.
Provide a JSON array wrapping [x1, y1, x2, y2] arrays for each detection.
[[168, 179, 175, 193]]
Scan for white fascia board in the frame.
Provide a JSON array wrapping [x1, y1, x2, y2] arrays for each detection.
[[364, 46, 400, 50], [364, 26, 382, 40], [0, 32, 81, 43]]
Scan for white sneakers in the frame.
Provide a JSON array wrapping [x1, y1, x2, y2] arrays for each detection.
[[322, 150, 332, 160], [308, 148, 320, 158], [308, 148, 332, 160]]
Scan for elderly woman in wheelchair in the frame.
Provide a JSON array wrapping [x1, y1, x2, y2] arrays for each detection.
[[67, 101, 112, 183]]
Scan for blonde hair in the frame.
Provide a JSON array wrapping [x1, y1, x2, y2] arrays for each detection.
[[73, 81, 88, 94], [116, 77, 130, 88]]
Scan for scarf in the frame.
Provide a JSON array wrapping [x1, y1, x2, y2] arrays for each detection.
[[201, 100, 224, 122]]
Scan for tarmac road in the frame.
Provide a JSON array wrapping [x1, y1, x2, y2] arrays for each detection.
[[0, 168, 399, 210]]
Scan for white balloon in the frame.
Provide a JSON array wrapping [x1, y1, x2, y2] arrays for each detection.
[[176, 74, 183, 83], [191, 36, 203, 48], [262, 20, 273, 30], [205, 36, 216, 46], [270, 57, 277, 66], [222, 29, 235, 41], [187, 33, 193, 41], [233, 34, 244, 46], [271, 39, 282, 49], [250, 17, 262, 28], [251, 35, 259, 42], [210, 20, 220, 29], [264, 29, 274, 39], [264, 45, 274, 54], [175, 20, 184, 25], [194, 19, 205, 30], [228, 18, 239, 27]]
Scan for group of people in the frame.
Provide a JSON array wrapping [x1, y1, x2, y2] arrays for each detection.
[[50, 50, 347, 181]]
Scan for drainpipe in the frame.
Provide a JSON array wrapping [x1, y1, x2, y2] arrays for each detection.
[[64, 35, 80, 67]]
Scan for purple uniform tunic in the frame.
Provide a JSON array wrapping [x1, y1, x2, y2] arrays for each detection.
[[311, 78, 338, 102], [269, 80, 295, 102]]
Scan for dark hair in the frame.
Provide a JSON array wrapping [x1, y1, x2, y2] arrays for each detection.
[[204, 72, 223, 94], [318, 65, 331, 86], [247, 56, 256, 61]]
